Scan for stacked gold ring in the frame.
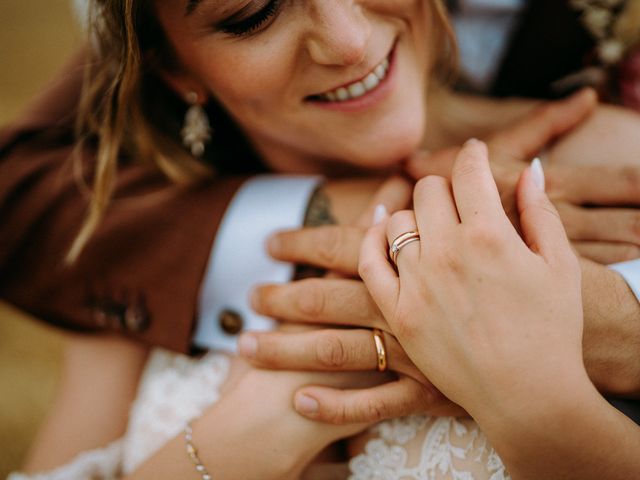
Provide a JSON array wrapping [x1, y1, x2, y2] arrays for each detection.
[[389, 231, 421, 266]]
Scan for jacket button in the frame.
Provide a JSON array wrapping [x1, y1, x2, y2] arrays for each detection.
[[219, 309, 244, 335], [124, 302, 150, 332]]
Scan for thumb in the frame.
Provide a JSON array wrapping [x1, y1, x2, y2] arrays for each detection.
[[517, 159, 572, 263]]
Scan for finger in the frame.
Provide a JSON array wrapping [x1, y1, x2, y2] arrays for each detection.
[[413, 175, 459, 241], [251, 279, 386, 330], [452, 140, 505, 223], [517, 160, 575, 264], [293, 376, 465, 424], [239, 329, 426, 380], [356, 176, 413, 228], [491, 88, 597, 160], [359, 219, 399, 319], [558, 204, 640, 245], [267, 225, 363, 275], [573, 241, 640, 264], [555, 164, 640, 206], [404, 148, 458, 180], [386, 210, 420, 273]]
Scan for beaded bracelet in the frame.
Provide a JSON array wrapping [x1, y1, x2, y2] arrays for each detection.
[[184, 422, 212, 480]]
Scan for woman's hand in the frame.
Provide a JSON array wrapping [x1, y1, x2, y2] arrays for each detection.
[[361, 140, 588, 416]]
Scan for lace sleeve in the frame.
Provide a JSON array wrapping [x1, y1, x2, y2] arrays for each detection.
[[7, 440, 124, 480], [349, 416, 510, 480]]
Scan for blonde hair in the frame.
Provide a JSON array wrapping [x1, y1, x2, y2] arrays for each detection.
[[68, 0, 456, 262]]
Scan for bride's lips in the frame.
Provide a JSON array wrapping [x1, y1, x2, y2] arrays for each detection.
[[306, 42, 398, 113]]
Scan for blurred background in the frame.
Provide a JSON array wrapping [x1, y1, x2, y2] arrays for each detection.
[[0, 1, 81, 476]]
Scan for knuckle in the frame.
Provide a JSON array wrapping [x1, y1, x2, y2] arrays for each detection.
[[295, 279, 326, 319], [315, 332, 349, 368], [322, 402, 348, 425], [362, 397, 388, 423], [622, 166, 640, 195], [622, 244, 640, 261], [316, 227, 344, 267], [464, 224, 503, 251], [415, 175, 447, 195], [454, 156, 482, 178]]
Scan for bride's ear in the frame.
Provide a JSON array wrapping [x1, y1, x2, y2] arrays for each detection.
[[158, 68, 208, 104]]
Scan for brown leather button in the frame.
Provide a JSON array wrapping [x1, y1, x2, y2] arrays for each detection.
[[92, 307, 109, 327], [124, 302, 150, 333], [219, 309, 244, 335]]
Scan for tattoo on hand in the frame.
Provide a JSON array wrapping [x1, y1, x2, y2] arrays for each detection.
[[295, 186, 337, 279], [303, 186, 337, 227]]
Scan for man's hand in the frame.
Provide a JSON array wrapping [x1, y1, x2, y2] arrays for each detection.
[[409, 89, 640, 264]]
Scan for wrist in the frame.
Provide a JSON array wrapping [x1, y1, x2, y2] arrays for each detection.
[[472, 366, 595, 449]]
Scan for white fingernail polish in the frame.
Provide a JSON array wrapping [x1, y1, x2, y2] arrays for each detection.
[[464, 138, 480, 146], [373, 204, 388, 225], [531, 158, 546, 191]]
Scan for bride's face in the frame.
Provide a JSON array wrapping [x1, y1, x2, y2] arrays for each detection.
[[154, 0, 435, 171]]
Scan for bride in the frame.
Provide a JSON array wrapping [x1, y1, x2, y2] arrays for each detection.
[[6, 0, 640, 478]]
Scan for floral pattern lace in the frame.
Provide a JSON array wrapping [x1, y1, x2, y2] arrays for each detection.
[[12, 350, 509, 480], [349, 416, 510, 480]]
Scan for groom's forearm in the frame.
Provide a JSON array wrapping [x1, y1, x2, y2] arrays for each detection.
[[581, 258, 640, 398]]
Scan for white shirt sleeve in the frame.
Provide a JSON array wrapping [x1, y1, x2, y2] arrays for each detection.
[[192, 175, 323, 352], [609, 259, 640, 303]]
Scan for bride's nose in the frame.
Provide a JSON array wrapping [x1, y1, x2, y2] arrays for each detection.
[[304, 1, 371, 66]]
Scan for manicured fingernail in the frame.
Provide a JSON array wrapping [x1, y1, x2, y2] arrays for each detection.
[[373, 204, 388, 225], [238, 334, 257, 358], [295, 393, 319, 416], [464, 138, 480, 146], [530, 158, 546, 191], [266, 234, 281, 255]]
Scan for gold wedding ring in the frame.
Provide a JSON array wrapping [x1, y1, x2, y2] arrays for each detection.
[[389, 231, 420, 267], [372, 328, 388, 372]]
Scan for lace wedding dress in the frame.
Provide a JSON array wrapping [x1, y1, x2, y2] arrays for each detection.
[[10, 349, 509, 480]]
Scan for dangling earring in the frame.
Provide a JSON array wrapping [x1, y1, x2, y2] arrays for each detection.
[[181, 91, 212, 157]]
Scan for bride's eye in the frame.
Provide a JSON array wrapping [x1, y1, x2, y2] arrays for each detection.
[[219, 0, 282, 37]]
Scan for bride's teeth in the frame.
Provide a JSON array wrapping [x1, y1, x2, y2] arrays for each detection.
[[318, 52, 391, 103], [363, 72, 380, 90], [348, 82, 366, 98], [336, 88, 349, 101]]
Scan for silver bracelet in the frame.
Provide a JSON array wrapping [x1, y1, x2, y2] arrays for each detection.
[[184, 422, 212, 480]]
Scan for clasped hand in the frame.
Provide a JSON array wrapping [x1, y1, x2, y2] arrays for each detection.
[[239, 90, 640, 424]]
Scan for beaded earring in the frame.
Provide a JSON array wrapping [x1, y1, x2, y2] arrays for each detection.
[[181, 92, 212, 157]]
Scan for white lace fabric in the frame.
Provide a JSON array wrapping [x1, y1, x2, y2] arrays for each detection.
[[11, 350, 509, 480], [349, 416, 510, 480], [9, 350, 229, 480]]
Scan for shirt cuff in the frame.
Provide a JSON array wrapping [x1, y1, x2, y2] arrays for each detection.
[[609, 259, 640, 304], [193, 175, 323, 352]]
